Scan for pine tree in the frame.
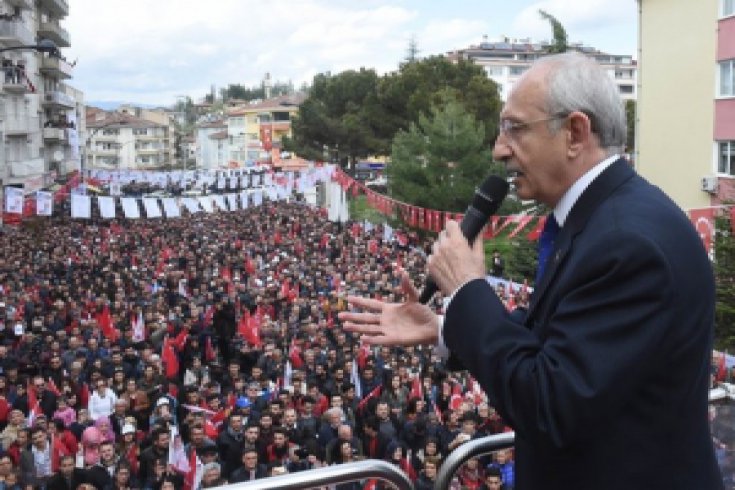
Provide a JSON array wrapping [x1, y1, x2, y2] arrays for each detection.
[[714, 212, 735, 349], [387, 91, 503, 212]]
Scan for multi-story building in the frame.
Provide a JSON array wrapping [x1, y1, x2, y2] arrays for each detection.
[[85, 109, 171, 170], [195, 119, 227, 170], [225, 94, 304, 165], [636, 0, 735, 210], [0, 0, 82, 193], [447, 37, 637, 102]]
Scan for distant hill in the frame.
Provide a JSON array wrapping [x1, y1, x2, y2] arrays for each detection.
[[87, 101, 162, 110]]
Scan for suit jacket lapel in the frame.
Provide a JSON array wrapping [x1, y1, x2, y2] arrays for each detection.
[[525, 159, 635, 323]]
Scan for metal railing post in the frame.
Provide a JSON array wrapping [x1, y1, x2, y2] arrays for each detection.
[[434, 432, 516, 490], [213, 459, 414, 490]]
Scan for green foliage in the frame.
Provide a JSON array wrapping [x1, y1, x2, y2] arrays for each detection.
[[714, 213, 735, 349], [539, 9, 568, 54], [625, 100, 636, 151], [288, 57, 502, 163], [387, 92, 499, 212], [484, 234, 537, 283], [288, 68, 383, 163], [379, 56, 502, 147]]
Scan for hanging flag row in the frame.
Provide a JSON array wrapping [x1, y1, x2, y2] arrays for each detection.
[[69, 189, 274, 220], [331, 167, 547, 241]]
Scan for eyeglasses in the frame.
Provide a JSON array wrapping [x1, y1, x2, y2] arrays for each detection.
[[498, 113, 569, 136]]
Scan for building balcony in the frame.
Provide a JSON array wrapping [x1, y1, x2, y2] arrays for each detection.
[[4, 115, 39, 135], [37, 22, 70, 48], [43, 90, 75, 108], [1, 77, 30, 94], [42, 127, 68, 142], [40, 57, 73, 79], [8, 157, 45, 177], [0, 19, 35, 47], [90, 148, 120, 156], [136, 145, 164, 153], [38, 0, 68, 17]]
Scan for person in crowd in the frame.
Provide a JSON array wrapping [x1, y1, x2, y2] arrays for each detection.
[[229, 447, 268, 482]]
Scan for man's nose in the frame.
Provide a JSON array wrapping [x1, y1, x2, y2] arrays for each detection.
[[492, 133, 512, 162]]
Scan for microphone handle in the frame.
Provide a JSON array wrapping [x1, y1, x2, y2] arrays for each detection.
[[417, 207, 488, 304]]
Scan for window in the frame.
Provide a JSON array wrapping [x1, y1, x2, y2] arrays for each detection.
[[722, 0, 735, 17], [485, 65, 504, 77], [719, 141, 735, 175], [133, 128, 147, 135], [509, 66, 527, 76], [720, 60, 735, 96], [619, 85, 634, 94], [102, 129, 119, 136]]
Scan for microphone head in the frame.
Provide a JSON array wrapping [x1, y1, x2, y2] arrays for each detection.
[[472, 175, 509, 216]]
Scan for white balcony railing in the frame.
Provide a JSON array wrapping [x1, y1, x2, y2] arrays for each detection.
[[38, 21, 71, 48], [43, 90, 75, 108], [0, 19, 35, 47], [42, 127, 67, 142], [40, 57, 74, 79]]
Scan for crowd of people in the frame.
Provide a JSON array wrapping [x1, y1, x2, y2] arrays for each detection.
[[0, 197, 517, 490]]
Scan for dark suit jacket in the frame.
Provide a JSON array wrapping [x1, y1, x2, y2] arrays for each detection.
[[444, 160, 722, 489], [229, 464, 268, 482]]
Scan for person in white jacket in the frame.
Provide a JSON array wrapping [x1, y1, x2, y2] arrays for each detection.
[[88, 378, 118, 421]]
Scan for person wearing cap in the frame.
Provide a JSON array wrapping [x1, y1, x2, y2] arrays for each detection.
[[117, 423, 139, 476], [150, 396, 176, 428]]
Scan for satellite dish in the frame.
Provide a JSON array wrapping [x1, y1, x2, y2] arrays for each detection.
[[53, 151, 63, 162]]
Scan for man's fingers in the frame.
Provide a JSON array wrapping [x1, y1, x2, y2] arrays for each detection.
[[338, 311, 381, 324], [344, 296, 384, 312], [342, 322, 385, 337]]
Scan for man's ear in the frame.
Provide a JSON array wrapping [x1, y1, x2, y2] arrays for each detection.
[[566, 111, 594, 158]]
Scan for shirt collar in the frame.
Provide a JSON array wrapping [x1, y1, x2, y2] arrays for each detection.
[[553, 154, 619, 226]]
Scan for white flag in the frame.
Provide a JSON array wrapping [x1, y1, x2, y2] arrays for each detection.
[[161, 198, 180, 218], [240, 192, 249, 209], [121, 198, 140, 219], [226, 193, 238, 211], [131, 311, 145, 342], [211, 195, 227, 212], [383, 223, 394, 242], [71, 194, 91, 219], [98, 197, 116, 219], [197, 196, 214, 213], [4, 187, 23, 214], [35, 191, 52, 216], [142, 198, 162, 218]]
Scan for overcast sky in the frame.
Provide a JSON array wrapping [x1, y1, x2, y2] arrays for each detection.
[[65, 0, 638, 107]]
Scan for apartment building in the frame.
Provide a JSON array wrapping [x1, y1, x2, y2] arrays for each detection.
[[86, 109, 170, 170], [447, 37, 637, 102], [0, 0, 82, 193], [636, 0, 735, 210], [195, 119, 227, 170], [225, 94, 304, 165]]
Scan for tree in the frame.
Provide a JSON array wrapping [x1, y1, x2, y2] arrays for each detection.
[[287, 68, 383, 163], [387, 91, 505, 212], [404, 35, 420, 65], [714, 212, 735, 349], [539, 9, 568, 53], [379, 56, 501, 147]]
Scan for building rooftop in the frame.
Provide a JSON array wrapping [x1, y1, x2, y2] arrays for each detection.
[[227, 93, 306, 116], [86, 111, 165, 129]]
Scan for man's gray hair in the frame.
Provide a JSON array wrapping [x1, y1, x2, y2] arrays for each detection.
[[534, 51, 627, 155]]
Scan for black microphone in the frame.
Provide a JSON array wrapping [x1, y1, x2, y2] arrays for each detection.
[[418, 175, 509, 304]]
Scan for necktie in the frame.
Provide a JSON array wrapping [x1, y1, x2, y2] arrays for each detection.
[[535, 214, 560, 285]]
